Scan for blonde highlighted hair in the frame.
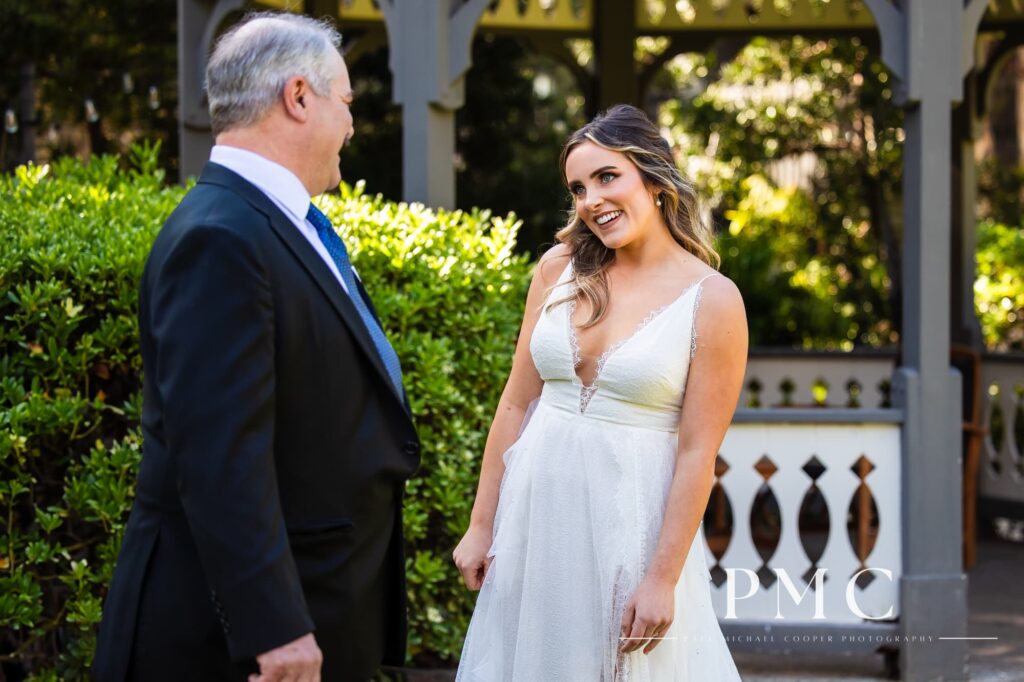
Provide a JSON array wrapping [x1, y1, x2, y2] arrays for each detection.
[[549, 104, 719, 327]]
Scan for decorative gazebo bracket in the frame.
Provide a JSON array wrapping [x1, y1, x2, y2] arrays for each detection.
[[378, 0, 492, 208], [863, 0, 988, 103]]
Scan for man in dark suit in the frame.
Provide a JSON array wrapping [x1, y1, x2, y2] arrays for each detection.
[[93, 12, 419, 682]]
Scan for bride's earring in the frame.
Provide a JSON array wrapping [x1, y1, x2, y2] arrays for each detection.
[[655, 195, 662, 207]]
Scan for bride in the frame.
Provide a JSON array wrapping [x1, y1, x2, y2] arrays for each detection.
[[452, 104, 747, 680]]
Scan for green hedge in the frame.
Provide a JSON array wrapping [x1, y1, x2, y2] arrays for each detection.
[[0, 146, 532, 677]]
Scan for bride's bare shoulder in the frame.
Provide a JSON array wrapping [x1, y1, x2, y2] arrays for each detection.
[[535, 243, 572, 288], [696, 271, 747, 338]]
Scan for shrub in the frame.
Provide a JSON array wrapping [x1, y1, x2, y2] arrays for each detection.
[[0, 148, 533, 676], [0, 144, 183, 679]]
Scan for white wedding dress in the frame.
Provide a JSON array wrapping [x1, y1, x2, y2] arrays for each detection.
[[456, 262, 742, 681]]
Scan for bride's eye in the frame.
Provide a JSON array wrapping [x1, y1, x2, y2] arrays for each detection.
[[599, 172, 616, 184]]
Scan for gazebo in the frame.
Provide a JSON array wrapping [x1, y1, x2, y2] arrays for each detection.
[[176, 1, 1024, 679]]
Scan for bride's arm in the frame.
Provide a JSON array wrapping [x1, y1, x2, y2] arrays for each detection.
[[621, 274, 749, 653], [452, 244, 571, 590]]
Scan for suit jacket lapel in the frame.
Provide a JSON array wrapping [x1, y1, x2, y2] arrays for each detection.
[[197, 163, 410, 413]]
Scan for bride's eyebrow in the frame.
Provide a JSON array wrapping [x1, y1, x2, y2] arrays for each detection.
[[588, 165, 618, 178], [567, 165, 619, 185]]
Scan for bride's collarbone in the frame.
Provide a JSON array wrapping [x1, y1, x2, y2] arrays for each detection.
[[569, 269, 712, 358], [571, 297, 666, 356], [571, 286, 685, 333]]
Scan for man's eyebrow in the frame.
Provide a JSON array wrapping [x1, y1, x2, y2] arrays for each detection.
[[567, 165, 619, 184], [342, 90, 355, 102]]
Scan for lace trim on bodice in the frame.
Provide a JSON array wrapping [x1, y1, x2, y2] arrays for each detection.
[[568, 298, 677, 413], [567, 272, 720, 414]]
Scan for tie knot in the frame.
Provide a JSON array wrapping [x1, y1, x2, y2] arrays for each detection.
[[307, 203, 332, 230]]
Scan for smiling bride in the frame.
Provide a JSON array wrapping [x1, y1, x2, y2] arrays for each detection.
[[452, 104, 748, 680]]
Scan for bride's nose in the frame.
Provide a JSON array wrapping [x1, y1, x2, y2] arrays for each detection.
[[586, 193, 603, 214]]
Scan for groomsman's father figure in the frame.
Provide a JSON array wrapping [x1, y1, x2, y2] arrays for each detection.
[[94, 12, 420, 682]]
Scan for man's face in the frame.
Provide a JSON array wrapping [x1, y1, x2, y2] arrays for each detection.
[[310, 51, 354, 194]]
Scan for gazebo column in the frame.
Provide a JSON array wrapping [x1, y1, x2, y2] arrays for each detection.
[[177, 0, 244, 181], [952, 70, 985, 349], [864, 0, 987, 678], [592, 0, 638, 113], [379, 0, 490, 208], [898, 83, 968, 682]]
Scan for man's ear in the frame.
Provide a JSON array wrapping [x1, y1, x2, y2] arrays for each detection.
[[282, 75, 311, 121]]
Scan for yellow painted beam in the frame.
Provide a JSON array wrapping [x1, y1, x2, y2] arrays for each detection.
[[256, 0, 300, 9], [637, 0, 876, 32], [336, 0, 383, 22], [477, 0, 591, 30], [257, 0, 1024, 32]]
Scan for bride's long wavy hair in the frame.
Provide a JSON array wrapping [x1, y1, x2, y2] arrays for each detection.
[[548, 104, 719, 327]]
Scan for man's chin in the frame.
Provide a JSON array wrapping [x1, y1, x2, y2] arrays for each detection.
[[320, 170, 342, 194]]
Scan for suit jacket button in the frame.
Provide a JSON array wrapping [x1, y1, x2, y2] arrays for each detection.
[[403, 441, 420, 456]]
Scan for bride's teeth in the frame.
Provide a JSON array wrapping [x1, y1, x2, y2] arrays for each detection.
[[597, 211, 620, 225]]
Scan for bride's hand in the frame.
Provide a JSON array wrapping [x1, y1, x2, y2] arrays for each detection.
[[453, 524, 493, 591], [619, 577, 675, 655]]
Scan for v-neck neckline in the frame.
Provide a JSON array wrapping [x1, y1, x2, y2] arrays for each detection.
[[566, 273, 710, 408]]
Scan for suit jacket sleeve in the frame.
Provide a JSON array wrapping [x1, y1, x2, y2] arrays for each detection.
[[149, 223, 314, 659]]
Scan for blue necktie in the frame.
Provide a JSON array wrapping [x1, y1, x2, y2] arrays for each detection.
[[307, 204, 404, 395]]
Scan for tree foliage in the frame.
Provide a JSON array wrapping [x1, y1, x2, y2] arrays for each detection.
[[0, 0, 178, 172], [662, 36, 904, 348], [976, 219, 1024, 350]]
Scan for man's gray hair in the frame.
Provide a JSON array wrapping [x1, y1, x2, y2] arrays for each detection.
[[206, 12, 342, 136]]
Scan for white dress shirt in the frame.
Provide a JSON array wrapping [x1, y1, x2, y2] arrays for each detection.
[[209, 145, 350, 294]]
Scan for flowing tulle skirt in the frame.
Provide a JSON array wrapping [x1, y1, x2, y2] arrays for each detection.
[[456, 400, 742, 681]]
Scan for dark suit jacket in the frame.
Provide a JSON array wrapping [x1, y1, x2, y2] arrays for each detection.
[[93, 163, 420, 682]]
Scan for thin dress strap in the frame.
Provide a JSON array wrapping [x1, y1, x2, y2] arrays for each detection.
[[689, 272, 722, 361]]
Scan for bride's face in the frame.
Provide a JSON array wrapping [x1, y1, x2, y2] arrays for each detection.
[[564, 141, 660, 250]]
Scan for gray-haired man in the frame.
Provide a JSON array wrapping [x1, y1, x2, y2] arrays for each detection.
[[93, 12, 420, 681]]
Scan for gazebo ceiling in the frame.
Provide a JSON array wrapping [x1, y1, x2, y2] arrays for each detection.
[[259, 0, 1024, 34]]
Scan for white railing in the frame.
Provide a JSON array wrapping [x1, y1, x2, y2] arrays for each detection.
[[742, 349, 897, 411], [979, 353, 1024, 505], [706, 418, 902, 624]]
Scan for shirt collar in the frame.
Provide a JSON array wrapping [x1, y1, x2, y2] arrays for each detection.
[[209, 145, 311, 222]]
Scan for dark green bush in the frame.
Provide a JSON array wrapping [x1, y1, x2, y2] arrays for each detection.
[[0, 145, 183, 680], [0, 148, 532, 677]]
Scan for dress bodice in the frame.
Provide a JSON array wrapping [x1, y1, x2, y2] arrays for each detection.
[[529, 261, 718, 432]]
